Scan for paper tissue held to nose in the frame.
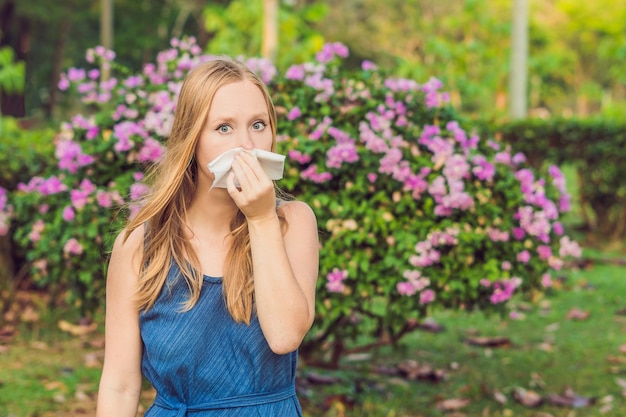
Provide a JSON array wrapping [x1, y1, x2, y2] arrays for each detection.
[[207, 148, 286, 189]]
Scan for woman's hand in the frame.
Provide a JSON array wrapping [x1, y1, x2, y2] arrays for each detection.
[[226, 151, 277, 222]]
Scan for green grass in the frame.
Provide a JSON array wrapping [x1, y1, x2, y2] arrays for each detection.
[[1, 255, 625, 416], [301, 257, 626, 417]]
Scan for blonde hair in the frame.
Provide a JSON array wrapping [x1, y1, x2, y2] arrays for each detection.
[[125, 58, 280, 324]]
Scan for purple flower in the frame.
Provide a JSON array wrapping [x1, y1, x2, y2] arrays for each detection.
[[88, 69, 100, 80], [362, 60, 377, 71], [517, 250, 531, 264], [287, 106, 302, 121], [63, 238, 84, 255], [130, 183, 150, 201], [537, 245, 552, 260], [301, 164, 332, 184], [326, 141, 359, 169], [71, 189, 89, 210], [138, 138, 165, 163], [443, 154, 470, 181], [512, 152, 526, 165], [124, 75, 144, 88], [62, 206, 75, 221], [326, 268, 348, 293], [472, 156, 495, 181], [96, 190, 113, 208], [67, 67, 86, 82], [419, 289, 435, 304], [553, 222, 564, 235], [559, 236, 582, 258], [288, 150, 312, 165], [58, 76, 70, 91], [315, 42, 349, 63], [285, 64, 306, 81]]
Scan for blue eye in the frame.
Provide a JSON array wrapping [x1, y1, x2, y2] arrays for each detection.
[[217, 124, 232, 133], [252, 121, 266, 131]]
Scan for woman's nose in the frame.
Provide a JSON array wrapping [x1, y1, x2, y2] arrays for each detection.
[[239, 132, 254, 150]]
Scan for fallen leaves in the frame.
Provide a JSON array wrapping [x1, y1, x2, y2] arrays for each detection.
[[436, 397, 470, 411], [546, 387, 596, 408], [513, 387, 543, 407], [58, 319, 98, 336], [465, 336, 511, 348], [566, 307, 590, 321], [396, 359, 446, 382]]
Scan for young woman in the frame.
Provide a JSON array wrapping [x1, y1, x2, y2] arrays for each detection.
[[96, 59, 319, 416]]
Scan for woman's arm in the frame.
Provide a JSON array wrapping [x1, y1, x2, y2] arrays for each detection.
[[96, 227, 144, 416], [228, 152, 319, 354]]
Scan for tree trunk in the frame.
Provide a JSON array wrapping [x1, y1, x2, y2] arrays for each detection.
[[100, 0, 113, 81], [509, 0, 528, 119], [262, 0, 279, 62], [44, 17, 70, 118], [0, 233, 14, 312]]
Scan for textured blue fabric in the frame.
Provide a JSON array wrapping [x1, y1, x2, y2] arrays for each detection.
[[139, 262, 302, 416]]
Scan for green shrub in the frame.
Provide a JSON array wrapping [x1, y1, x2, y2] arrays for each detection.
[[481, 118, 626, 240], [4, 39, 581, 366]]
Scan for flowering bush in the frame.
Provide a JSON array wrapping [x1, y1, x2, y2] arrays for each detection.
[[5, 38, 581, 364]]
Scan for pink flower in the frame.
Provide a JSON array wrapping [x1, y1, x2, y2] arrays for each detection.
[[553, 222, 564, 235], [96, 190, 113, 208], [419, 289, 435, 304], [549, 257, 564, 270], [517, 250, 531, 264], [301, 164, 332, 183], [285, 64, 305, 81], [559, 236, 582, 258], [541, 273, 552, 288], [130, 183, 150, 201], [62, 206, 75, 221], [537, 245, 552, 261], [287, 107, 302, 121], [63, 238, 84, 255], [501, 261, 512, 271], [71, 189, 89, 209], [362, 60, 377, 71], [397, 282, 417, 296], [326, 268, 348, 293]]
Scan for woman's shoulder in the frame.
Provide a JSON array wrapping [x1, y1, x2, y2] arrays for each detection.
[[277, 200, 318, 235], [111, 225, 145, 255], [277, 199, 316, 220]]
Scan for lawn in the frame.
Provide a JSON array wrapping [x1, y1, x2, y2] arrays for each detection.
[[1, 248, 625, 417]]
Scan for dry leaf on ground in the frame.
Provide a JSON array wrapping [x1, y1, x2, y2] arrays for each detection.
[[436, 398, 470, 411], [465, 336, 511, 348], [58, 320, 98, 336], [566, 308, 590, 321], [397, 359, 446, 382], [546, 387, 596, 408], [512, 387, 543, 407]]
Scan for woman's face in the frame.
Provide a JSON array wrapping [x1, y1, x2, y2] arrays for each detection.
[[196, 79, 273, 183]]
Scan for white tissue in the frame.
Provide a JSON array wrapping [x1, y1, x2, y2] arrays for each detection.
[[207, 147, 286, 189]]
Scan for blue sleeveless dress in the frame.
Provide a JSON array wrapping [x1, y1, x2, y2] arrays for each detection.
[[139, 262, 303, 416]]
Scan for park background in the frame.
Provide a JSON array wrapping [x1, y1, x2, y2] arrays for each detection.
[[0, 0, 625, 416]]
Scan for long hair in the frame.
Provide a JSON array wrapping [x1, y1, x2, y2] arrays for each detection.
[[125, 58, 280, 324]]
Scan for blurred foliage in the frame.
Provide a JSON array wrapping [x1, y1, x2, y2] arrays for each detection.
[[307, 0, 626, 118], [203, 0, 327, 69], [0, 45, 24, 94], [2, 0, 624, 120], [0, 117, 54, 190]]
